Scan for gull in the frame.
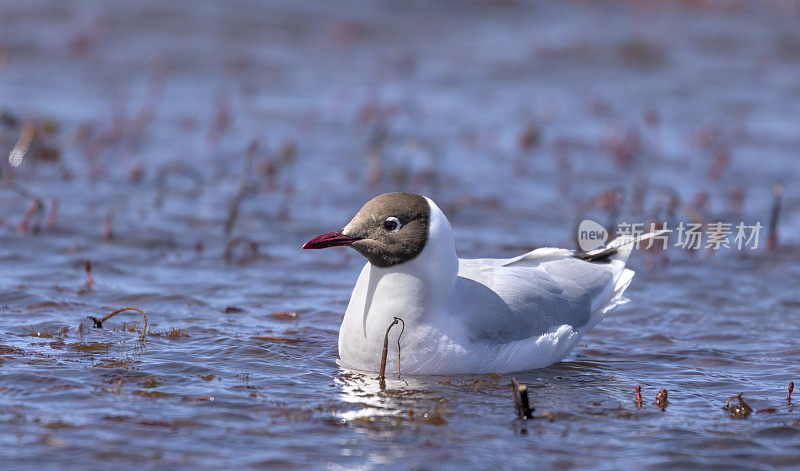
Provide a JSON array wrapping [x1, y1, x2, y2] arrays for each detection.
[[303, 192, 655, 374]]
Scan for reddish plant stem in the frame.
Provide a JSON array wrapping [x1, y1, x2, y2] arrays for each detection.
[[84, 260, 95, 287], [17, 200, 41, 235], [789, 381, 794, 402], [635, 385, 643, 409], [654, 388, 668, 411]]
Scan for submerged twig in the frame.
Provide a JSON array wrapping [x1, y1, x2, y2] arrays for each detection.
[[87, 306, 148, 337], [378, 316, 405, 389]]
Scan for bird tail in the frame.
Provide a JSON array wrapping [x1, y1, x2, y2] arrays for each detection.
[[579, 229, 668, 331], [574, 230, 669, 264]]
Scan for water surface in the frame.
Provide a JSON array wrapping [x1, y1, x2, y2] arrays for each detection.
[[1, 1, 800, 469]]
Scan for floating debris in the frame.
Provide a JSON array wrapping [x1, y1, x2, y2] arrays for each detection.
[[68, 341, 112, 354], [184, 396, 214, 402], [101, 379, 124, 394], [142, 376, 161, 388], [723, 393, 753, 419], [150, 327, 189, 341], [654, 388, 668, 411], [131, 390, 173, 398], [421, 400, 447, 425], [22, 323, 55, 338]]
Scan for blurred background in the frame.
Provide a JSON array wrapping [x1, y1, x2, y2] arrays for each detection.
[[1, 1, 799, 469]]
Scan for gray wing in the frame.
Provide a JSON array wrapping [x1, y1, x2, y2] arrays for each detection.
[[455, 248, 619, 343]]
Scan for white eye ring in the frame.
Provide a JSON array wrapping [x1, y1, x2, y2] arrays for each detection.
[[383, 217, 402, 233]]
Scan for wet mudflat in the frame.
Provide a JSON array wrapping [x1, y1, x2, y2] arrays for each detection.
[[1, 1, 800, 469]]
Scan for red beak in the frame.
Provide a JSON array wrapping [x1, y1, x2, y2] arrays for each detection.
[[301, 230, 361, 250]]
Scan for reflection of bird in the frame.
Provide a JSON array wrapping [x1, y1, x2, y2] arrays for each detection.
[[303, 192, 654, 374]]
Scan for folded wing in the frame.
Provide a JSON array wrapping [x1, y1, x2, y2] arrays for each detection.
[[456, 247, 631, 343]]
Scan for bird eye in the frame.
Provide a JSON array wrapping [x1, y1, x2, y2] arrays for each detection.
[[383, 217, 401, 233]]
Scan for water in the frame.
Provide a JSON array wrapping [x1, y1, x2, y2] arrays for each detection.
[[1, 1, 800, 469]]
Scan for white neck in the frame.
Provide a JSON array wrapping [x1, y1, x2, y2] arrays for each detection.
[[359, 197, 458, 327]]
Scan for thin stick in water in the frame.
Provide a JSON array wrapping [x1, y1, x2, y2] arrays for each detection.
[[378, 317, 405, 388], [511, 378, 522, 417], [17, 199, 41, 235], [87, 306, 148, 337], [511, 378, 533, 419]]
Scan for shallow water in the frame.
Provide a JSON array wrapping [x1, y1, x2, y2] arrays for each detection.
[[1, 1, 800, 469]]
